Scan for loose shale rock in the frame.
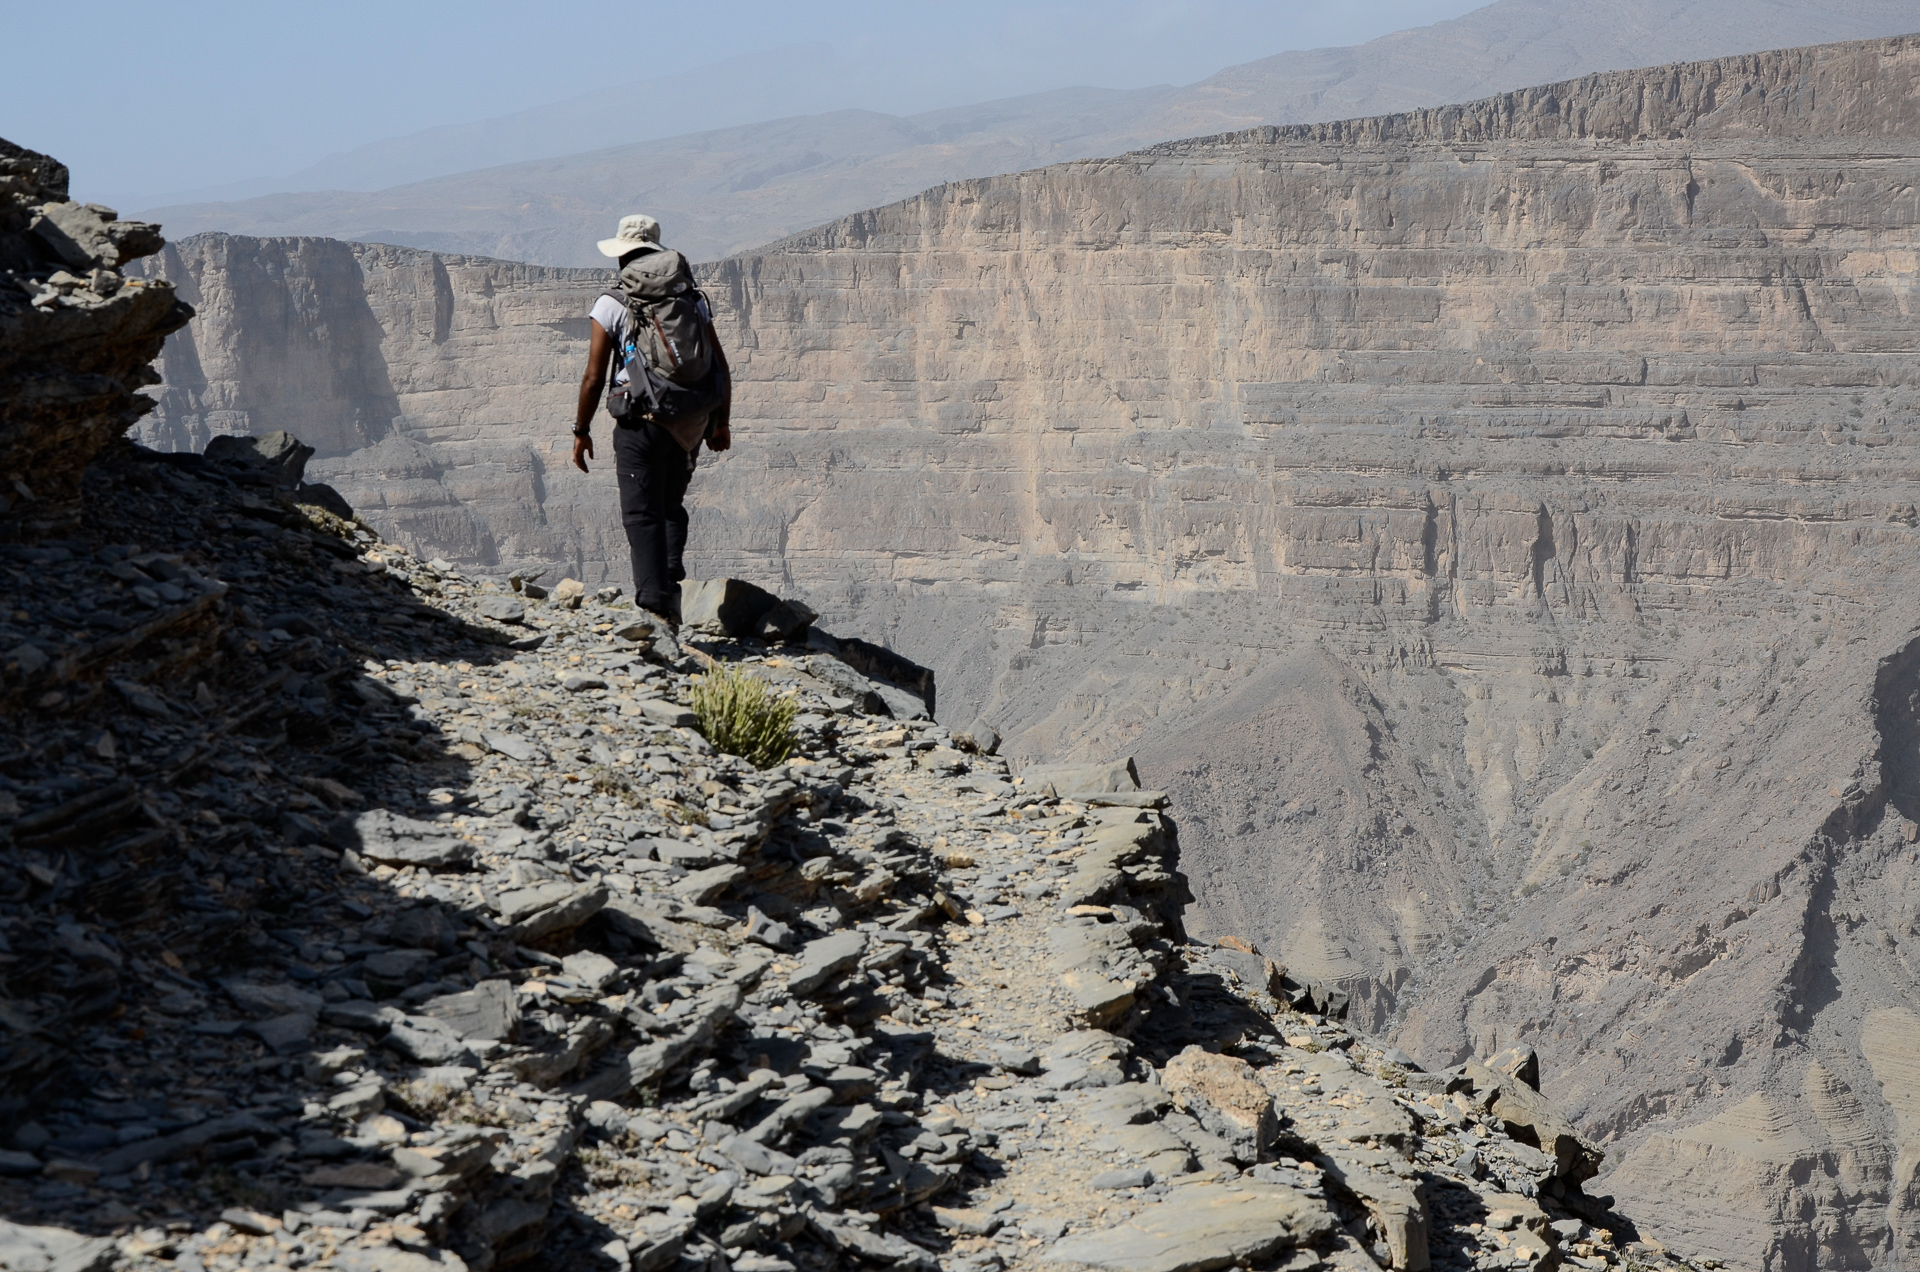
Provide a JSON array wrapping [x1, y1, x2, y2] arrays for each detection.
[[1044, 1182, 1336, 1272]]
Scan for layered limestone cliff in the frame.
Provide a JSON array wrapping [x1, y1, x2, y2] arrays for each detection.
[[135, 34, 1920, 1268]]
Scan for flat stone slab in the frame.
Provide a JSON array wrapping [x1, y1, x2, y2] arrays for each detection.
[[872, 681, 929, 721], [247, 1011, 316, 1054], [0, 1219, 116, 1272], [1040, 1029, 1131, 1090], [330, 809, 474, 869], [495, 881, 575, 924], [1060, 968, 1136, 1026], [787, 931, 867, 997], [322, 1000, 406, 1032], [1099, 1121, 1193, 1164], [920, 1206, 996, 1240], [635, 698, 697, 728], [222, 979, 323, 1018], [680, 577, 779, 636], [1083, 1082, 1172, 1127], [476, 595, 525, 623], [1091, 1166, 1154, 1190], [670, 863, 744, 905], [87, 1113, 276, 1176], [802, 655, 883, 713], [384, 1021, 474, 1066], [504, 885, 608, 943], [1023, 758, 1140, 798], [483, 731, 546, 764], [653, 840, 720, 868], [561, 950, 620, 993], [1042, 1182, 1335, 1272]]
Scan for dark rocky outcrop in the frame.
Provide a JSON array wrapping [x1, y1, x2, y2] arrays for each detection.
[[0, 139, 189, 516]]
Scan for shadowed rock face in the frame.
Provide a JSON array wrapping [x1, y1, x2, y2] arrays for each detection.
[[135, 35, 1920, 1266], [0, 139, 188, 514]]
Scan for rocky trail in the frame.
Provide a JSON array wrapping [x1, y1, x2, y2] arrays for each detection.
[[0, 434, 1691, 1272], [0, 138, 1711, 1272]]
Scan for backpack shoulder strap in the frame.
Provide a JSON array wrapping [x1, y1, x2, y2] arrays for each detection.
[[697, 294, 731, 377]]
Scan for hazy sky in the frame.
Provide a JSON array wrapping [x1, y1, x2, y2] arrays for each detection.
[[5, 0, 1485, 207]]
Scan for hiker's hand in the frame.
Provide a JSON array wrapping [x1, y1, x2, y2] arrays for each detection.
[[572, 433, 593, 473], [708, 425, 731, 453]]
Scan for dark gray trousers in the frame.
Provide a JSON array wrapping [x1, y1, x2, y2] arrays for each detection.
[[612, 420, 695, 620]]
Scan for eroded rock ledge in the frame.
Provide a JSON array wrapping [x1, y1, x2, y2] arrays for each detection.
[[0, 139, 189, 517]]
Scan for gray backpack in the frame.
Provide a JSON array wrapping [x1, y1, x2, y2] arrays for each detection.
[[605, 248, 728, 426]]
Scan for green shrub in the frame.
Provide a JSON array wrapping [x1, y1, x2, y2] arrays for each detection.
[[691, 665, 798, 769]]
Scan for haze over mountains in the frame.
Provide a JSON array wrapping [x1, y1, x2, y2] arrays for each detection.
[[144, 0, 1920, 265], [139, 44, 857, 206]]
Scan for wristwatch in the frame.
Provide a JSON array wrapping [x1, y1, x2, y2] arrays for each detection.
[[572, 426, 591, 439]]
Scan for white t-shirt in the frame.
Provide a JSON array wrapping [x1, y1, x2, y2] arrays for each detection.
[[590, 290, 712, 387]]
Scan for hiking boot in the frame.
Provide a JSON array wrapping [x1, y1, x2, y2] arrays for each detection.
[[643, 612, 700, 670]]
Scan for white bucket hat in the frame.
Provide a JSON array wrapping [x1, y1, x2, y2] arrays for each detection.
[[598, 213, 664, 259]]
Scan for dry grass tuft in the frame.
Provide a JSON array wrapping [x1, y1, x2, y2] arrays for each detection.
[[691, 664, 798, 769]]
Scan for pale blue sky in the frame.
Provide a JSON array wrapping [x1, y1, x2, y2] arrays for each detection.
[[4, 0, 1485, 208]]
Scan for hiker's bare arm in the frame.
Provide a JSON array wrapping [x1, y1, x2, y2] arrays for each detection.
[[574, 318, 614, 472], [705, 317, 733, 453]]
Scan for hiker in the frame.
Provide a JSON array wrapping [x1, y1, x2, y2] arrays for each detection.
[[573, 213, 732, 626]]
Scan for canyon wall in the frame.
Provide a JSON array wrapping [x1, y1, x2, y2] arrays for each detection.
[[136, 35, 1920, 1268], [135, 233, 622, 572]]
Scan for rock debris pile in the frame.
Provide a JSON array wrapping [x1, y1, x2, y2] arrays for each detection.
[[0, 137, 1714, 1272]]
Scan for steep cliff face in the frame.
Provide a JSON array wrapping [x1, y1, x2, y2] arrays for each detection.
[[136, 35, 1920, 1267]]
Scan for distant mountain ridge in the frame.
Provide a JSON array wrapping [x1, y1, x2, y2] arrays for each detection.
[[145, 0, 1920, 266], [136, 43, 851, 207]]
